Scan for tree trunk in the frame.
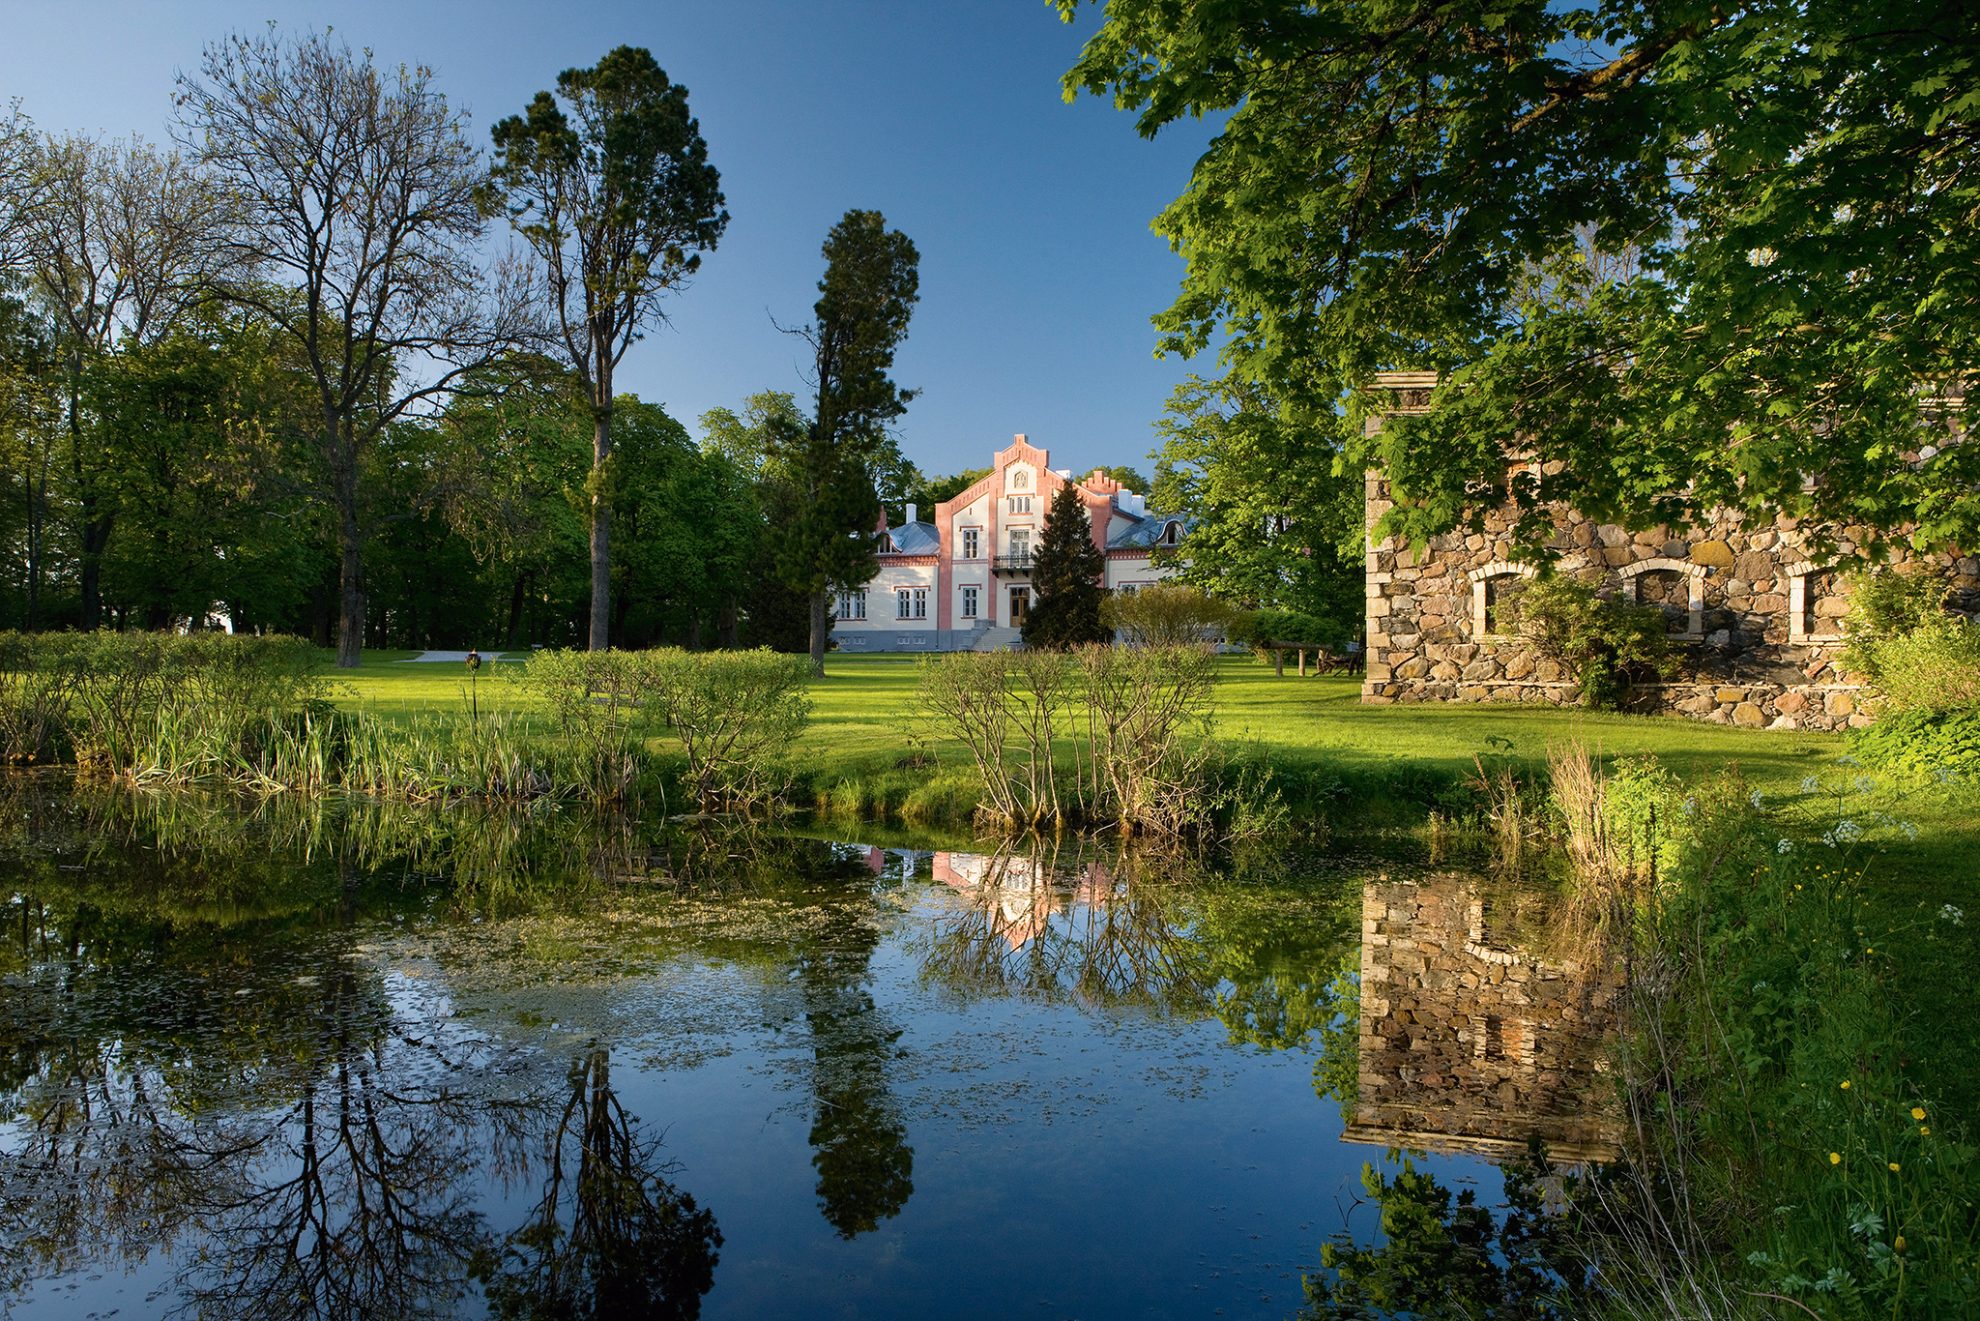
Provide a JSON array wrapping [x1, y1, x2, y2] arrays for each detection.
[[588, 401, 612, 652], [331, 435, 364, 669], [719, 604, 739, 649], [506, 572, 526, 647], [808, 590, 829, 676]]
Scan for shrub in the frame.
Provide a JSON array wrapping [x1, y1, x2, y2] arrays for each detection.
[[508, 648, 663, 799], [0, 630, 320, 778], [918, 642, 1219, 834], [649, 649, 812, 811], [1509, 574, 1675, 709], [1846, 707, 1980, 781], [1102, 584, 1236, 647], [1848, 620, 1980, 715]]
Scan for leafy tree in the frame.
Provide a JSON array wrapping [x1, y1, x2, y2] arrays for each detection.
[[1024, 481, 1109, 649], [1061, 2, 1980, 552], [1151, 374, 1363, 628], [23, 132, 224, 629], [176, 30, 537, 666], [491, 47, 728, 652], [770, 210, 920, 675], [426, 356, 592, 646], [1098, 464, 1150, 493], [698, 392, 814, 650], [89, 311, 323, 632]]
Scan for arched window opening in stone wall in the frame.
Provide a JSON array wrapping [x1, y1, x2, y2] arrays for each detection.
[[1617, 558, 1705, 640], [1788, 563, 1847, 643], [1468, 562, 1538, 639]]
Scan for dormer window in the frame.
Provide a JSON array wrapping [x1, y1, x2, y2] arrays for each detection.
[[1161, 522, 1181, 546]]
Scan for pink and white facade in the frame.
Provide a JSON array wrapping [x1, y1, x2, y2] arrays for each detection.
[[832, 435, 1186, 652]]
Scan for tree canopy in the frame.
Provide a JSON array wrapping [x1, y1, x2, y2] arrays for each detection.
[[490, 45, 728, 651], [1061, 1, 1980, 552], [770, 209, 920, 674]]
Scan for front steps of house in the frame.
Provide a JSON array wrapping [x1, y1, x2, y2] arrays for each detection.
[[962, 625, 1022, 652]]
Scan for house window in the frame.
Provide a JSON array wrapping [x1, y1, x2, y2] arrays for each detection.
[[1008, 529, 1030, 560], [896, 588, 912, 619], [836, 591, 865, 621], [1788, 563, 1845, 642], [1466, 561, 1538, 638], [1617, 557, 1705, 639], [961, 527, 980, 559], [961, 585, 979, 619], [1116, 583, 1139, 596], [1008, 495, 1031, 515], [1161, 521, 1181, 546]]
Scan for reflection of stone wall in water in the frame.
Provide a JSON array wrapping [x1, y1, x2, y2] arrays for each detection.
[[1345, 876, 1624, 1163]]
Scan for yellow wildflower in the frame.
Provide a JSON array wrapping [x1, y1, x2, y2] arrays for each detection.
[[1895, 1235, 1907, 1253], [1889, 1162, 1901, 1172], [1912, 1107, 1926, 1121], [1840, 1080, 1851, 1090], [1921, 1126, 1930, 1136], [1829, 1152, 1842, 1165]]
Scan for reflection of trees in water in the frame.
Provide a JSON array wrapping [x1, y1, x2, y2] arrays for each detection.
[[0, 790, 726, 1319], [476, 1048, 721, 1320], [795, 893, 914, 1238], [176, 962, 514, 1321]]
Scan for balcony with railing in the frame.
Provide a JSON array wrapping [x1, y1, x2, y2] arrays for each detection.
[[991, 553, 1033, 575]]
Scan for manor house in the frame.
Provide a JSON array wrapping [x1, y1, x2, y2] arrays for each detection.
[[831, 435, 1185, 653], [1361, 373, 1980, 731]]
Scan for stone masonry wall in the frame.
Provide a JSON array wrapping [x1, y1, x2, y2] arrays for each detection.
[[1362, 472, 1980, 731]]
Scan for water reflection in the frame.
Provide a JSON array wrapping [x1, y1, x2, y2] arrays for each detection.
[[0, 781, 1625, 1317], [1345, 875, 1625, 1162]]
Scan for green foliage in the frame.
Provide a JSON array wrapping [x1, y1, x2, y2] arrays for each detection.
[[918, 643, 1219, 834], [1061, 1, 1980, 552], [1023, 482, 1110, 649], [648, 649, 812, 811], [1623, 772, 1980, 1319], [1847, 708, 1980, 782], [0, 630, 320, 776], [1226, 607, 1345, 650], [1150, 374, 1363, 622], [1598, 755, 1687, 886], [1853, 622, 1980, 715], [1102, 583, 1235, 647], [768, 210, 920, 670], [1509, 575, 1675, 709]]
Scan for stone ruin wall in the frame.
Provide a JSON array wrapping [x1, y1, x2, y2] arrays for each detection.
[[1346, 876, 1623, 1162], [1361, 472, 1980, 731]]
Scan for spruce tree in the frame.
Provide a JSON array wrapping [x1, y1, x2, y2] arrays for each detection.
[[1023, 482, 1110, 649]]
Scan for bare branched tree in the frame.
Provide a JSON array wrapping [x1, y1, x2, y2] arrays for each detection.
[[174, 30, 539, 667]]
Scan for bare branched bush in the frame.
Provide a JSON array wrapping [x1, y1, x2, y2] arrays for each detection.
[[919, 642, 1218, 834]]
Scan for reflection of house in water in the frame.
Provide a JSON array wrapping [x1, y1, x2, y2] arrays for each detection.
[[1344, 876, 1624, 1163], [930, 851, 1115, 952]]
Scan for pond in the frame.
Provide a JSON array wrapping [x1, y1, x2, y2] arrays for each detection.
[[0, 784, 1622, 1319]]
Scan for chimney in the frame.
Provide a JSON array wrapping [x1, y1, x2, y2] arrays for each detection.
[[906, 502, 918, 525]]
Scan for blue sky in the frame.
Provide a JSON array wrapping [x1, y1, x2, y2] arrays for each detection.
[[0, 0, 1216, 483]]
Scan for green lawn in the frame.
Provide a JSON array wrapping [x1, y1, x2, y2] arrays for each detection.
[[328, 650, 1844, 797]]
